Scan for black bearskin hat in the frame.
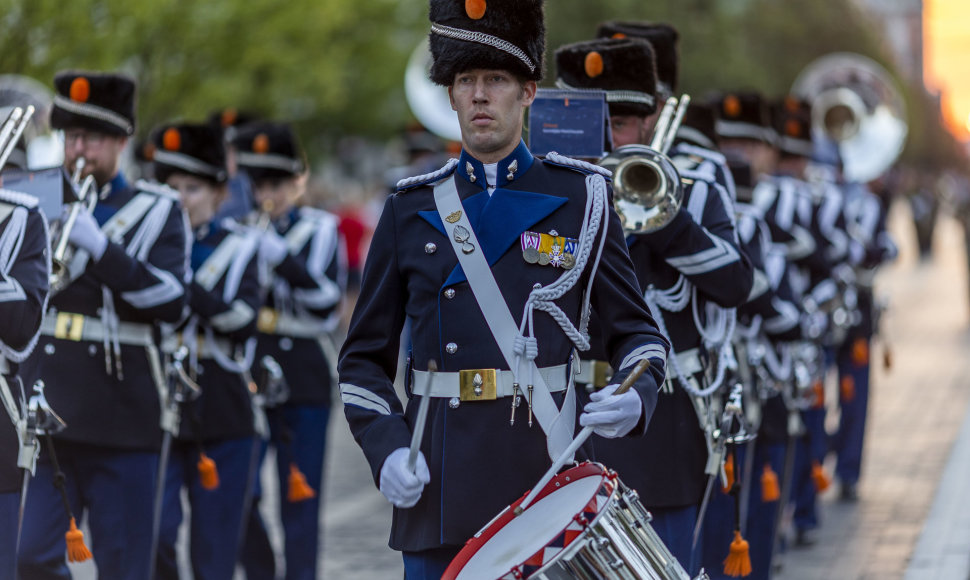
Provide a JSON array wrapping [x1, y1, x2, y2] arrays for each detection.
[[428, 0, 545, 86], [555, 37, 659, 117], [596, 21, 679, 98], [151, 122, 228, 185], [50, 71, 135, 136], [231, 121, 306, 182], [771, 96, 813, 158], [710, 91, 777, 145]]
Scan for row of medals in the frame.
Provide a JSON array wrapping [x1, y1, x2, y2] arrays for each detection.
[[523, 243, 575, 269]]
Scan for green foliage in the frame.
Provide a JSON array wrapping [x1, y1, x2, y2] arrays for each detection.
[[0, 0, 957, 167]]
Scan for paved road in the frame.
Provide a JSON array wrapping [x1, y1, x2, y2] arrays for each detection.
[[67, 201, 970, 579]]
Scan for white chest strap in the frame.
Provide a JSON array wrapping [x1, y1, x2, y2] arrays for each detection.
[[67, 192, 158, 278], [433, 176, 575, 462], [195, 233, 246, 292]]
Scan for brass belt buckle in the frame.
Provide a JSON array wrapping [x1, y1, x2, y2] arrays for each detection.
[[459, 369, 497, 401], [54, 312, 85, 341], [592, 360, 613, 389], [257, 307, 279, 334]]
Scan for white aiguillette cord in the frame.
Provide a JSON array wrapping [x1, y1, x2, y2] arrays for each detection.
[[407, 359, 437, 474], [514, 359, 650, 515]]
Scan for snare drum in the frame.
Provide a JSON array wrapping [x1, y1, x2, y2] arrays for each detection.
[[443, 462, 694, 580]]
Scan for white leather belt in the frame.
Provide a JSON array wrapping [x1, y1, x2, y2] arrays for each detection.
[[40, 312, 154, 347], [574, 359, 613, 388], [667, 347, 704, 379], [160, 332, 234, 360], [412, 364, 569, 402]]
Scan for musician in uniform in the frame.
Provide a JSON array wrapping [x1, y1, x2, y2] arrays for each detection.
[[234, 121, 344, 580], [17, 71, 189, 580], [338, 2, 670, 578], [554, 35, 753, 574], [149, 122, 262, 580], [832, 161, 897, 502], [0, 177, 51, 578], [704, 92, 805, 579]]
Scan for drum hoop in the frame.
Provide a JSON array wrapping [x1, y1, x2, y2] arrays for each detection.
[[443, 461, 615, 580]]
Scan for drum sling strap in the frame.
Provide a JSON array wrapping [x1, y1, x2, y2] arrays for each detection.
[[433, 175, 575, 462]]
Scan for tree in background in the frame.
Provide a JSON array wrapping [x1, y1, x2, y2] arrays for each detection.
[[0, 0, 960, 171]]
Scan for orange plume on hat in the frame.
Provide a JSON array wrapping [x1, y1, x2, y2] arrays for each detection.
[[69, 77, 90, 103], [584, 52, 604, 78]]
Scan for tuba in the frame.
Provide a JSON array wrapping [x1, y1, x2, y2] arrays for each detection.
[[791, 52, 907, 183], [404, 39, 462, 142], [49, 158, 98, 294], [598, 95, 690, 234]]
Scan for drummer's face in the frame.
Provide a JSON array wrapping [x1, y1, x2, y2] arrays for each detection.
[[449, 69, 536, 164], [166, 173, 225, 229]]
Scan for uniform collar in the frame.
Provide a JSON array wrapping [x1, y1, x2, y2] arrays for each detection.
[[101, 172, 128, 202], [272, 206, 300, 232], [456, 140, 534, 190]]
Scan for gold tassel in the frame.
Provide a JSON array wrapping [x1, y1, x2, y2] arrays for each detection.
[[812, 460, 831, 492], [287, 463, 316, 503], [761, 464, 780, 502], [723, 530, 752, 577], [198, 452, 220, 491], [840, 376, 855, 403], [721, 455, 735, 494], [66, 517, 92, 563], [852, 338, 869, 367], [811, 380, 825, 409]]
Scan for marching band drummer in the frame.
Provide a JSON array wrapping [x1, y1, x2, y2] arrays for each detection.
[[554, 35, 753, 573], [149, 122, 262, 580], [0, 164, 51, 577], [234, 121, 345, 580], [338, 2, 669, 578], [17, 71, 190, 580]]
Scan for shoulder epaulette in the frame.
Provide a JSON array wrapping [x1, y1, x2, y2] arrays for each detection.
[[0, 187, 39, 209], [395, 158, 459, 193], [674, 142, 727, 165], [134, 179, 180, 201], [542, 151, 612, 179]]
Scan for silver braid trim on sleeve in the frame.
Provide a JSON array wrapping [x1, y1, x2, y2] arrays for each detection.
[[431, 24, 536, 73]]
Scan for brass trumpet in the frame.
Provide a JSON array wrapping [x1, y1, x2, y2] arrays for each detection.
[[0, 105, 34, 170], [49, 157, 97, 294], [599, 95, 690, 234]]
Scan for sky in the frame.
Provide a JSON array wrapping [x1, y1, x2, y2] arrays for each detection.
[[924, 0, 970, 139]]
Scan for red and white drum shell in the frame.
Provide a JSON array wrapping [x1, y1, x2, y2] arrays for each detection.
[[443, 462, 691, 580]]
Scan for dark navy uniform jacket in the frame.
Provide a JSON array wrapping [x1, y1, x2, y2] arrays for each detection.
[[0, 194, 50, 493], [20, 173, 188, 451], [588, 163, 753, 509], [175, 220, 260, 443], [338, 141, 669, 552], [255, 206, 343, 406]]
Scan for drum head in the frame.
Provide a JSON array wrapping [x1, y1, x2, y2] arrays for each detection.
[[443, 462, 614, 580]]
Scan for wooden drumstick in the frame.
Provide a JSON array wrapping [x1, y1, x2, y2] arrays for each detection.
[[407, 359, 437, 474], [515, 359, 650, 515]]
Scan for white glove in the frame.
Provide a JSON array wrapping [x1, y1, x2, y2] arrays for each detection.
[[379, 447, 430, 509], [580, 383, 643, 438], [259, 230, 289, 267], [65, 207, 108, 261]]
